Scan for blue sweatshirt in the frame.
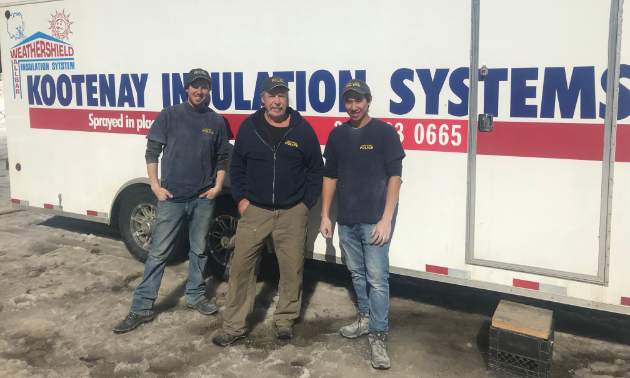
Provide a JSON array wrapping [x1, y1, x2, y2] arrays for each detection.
[[230, 107, 324, 210], [147, 102, 230, 202]]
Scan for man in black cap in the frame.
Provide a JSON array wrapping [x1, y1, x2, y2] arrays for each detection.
[[114, 68, 230, 333], [212, 76, 323, 346], [319, 79, 405, 369]]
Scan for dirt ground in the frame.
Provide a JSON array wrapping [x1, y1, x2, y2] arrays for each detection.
[[3, 79, 630, 377]]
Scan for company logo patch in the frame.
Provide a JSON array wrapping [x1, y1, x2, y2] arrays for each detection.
[[202, 128, 214, 134], [360, 144, 373, 150], [345, 81, 361, 88], [194, 70, 208, 75], [285, 140, 298, 148], [272, 78, 285, 83]]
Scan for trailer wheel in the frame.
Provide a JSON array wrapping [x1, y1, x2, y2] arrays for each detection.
[[119, 187, 187, 263], [206, 215, 238, 281], [206, 213, 273, 282]]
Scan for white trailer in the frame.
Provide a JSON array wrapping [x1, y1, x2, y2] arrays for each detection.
[[4, 0, 630, 315]]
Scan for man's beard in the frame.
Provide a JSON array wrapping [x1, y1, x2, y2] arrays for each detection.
[[266, 105, 285, 118]]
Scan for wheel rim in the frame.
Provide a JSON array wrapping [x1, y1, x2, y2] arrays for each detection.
[[208, 215, 238, 266], [130, 202, 156, 251]]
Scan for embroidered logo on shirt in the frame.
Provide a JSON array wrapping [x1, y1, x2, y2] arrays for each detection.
[[202, 128, 214, 134], [285, 140, 298, 147], [360, 144, 373, 150]]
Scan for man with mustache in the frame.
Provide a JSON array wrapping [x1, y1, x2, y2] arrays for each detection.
[[114, 69, 229, 333], [212, 76, 323, 346], [319, 79, 405, 369]]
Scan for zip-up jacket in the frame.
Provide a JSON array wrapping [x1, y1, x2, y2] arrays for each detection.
[[230, 107, 324, 210]]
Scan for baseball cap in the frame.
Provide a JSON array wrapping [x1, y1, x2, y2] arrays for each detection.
[[185, 68, 211, 87], [342, 79, 371, 96], [261, 76, 290, 93]]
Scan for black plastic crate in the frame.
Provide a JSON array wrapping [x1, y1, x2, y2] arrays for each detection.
[[488, 320, 554, 378]]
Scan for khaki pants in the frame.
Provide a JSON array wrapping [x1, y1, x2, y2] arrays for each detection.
[[222, 202, 308, 336]]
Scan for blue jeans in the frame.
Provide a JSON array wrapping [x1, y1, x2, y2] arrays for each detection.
[[338, 223, 390, 333], [130, 197, 215, 315]]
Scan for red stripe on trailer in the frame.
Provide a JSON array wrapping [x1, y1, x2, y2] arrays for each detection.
[[616, 124, 630, 162], [513, 279, 540, 291], [11, 199, 20, 204], [478, 121, 604, 162], [621, 297, 630, 306], [30, 108, 160, 136], [235, 115, 468, 154], [87, 210, 98, 216], [426, 265, 449, 275], [43, 204, 53, 209], [29, 107, 630, 162]]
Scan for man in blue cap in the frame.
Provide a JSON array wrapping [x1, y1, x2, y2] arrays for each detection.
[[212, 76, 323, 346], [114, 68, 230, 333], [319, 79, 405, 369]]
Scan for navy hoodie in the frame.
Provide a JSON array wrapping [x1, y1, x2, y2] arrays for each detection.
[[230, 107, 324, 210]]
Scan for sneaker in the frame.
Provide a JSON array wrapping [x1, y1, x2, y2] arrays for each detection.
[[276, 324, 293, 340], [340, 311, 369, 339], [211, 330, 246, 347], [113, 312, 155, 334], [187, 298, 218, 315], [368, 332, 390, 370]]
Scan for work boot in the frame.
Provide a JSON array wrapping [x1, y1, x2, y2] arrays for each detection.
[[187, 298, 218, 315], [368, 332, 390, 370], [340, 311, 369, 339], [276, 324, 293, 340], [211, 330, 245, 347], [113, 312, 155, 334]]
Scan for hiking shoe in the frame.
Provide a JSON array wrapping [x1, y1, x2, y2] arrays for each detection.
[[113, 312, 155, 334], [211, 330, 245, 347], [340, 311, 369, 339], [368, 332, 390, 370], [276, 325, 293, 340], [187, 298, 218, 315]]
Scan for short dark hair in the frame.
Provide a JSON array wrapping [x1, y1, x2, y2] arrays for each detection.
[[185, 77, 211, 91], [342, 91, 372, 103]]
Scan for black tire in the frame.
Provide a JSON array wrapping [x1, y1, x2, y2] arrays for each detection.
[[119, 187, 188, 263], [206, 194, 238, 280], [205, 195, 274, 282], [206, 229, 272, 282], [206, 247, 231, 281]]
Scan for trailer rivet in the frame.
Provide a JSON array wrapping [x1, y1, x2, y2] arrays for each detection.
[[15, 163, 21, 171], [4, 11, 9, 19]]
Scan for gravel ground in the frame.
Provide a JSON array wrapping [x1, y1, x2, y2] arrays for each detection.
[[2, 77, 630, 377]]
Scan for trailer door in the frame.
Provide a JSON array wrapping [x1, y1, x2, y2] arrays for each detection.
[[468, 0, 614, 283]]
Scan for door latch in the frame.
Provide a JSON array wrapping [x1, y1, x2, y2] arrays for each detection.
[[478, 113, 493, 132]]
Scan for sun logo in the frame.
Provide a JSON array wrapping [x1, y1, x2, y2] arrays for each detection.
[[48, 10, 73, 41]]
